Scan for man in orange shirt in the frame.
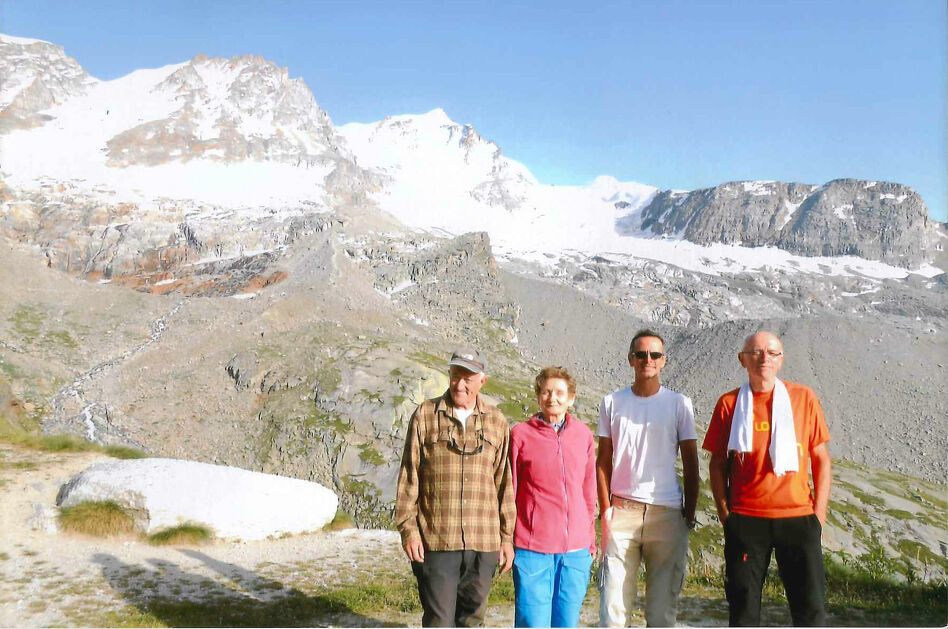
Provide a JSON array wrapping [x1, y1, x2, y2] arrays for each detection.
[[703, 331, 832, 627]]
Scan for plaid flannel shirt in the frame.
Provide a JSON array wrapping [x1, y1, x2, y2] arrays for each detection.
[[395, 392, 515, 552]]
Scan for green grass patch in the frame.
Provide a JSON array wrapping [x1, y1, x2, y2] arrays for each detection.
[[410, 351, 448, 371], [358, 443, 386, 466], [894, 539, 944, 575], [303, 410, 351, 437], [883, 508, 916, 520], [8, 304, 43, 343], [0, 460, 38, 471], [147, 524, 213, 546], [313, 363, 342, 397], [59, 501, 136, 537], [104, 444, 149, 459], [79, 575, 420, 627], [836, 480, 887, 509], [482, 376, 535, 421], [829, 495, 872, 525], [488, 570, 515, 605], [0, 430, 148, 458], [42, 329, 79, 350], [322, 510, 355, 532], [824, 553, 947, 625], [0, 359, 21, 380]]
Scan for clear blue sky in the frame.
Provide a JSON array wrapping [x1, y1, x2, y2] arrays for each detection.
[[4, 0, 946, 220]]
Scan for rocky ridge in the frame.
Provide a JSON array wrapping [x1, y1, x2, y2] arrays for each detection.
[[626, 179, 943, 267]]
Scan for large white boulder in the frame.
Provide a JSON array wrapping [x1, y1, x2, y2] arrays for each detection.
[[56, 458, 338, 540]]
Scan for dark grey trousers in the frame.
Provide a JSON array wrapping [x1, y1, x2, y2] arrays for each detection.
[[411, 550, 500, 627]]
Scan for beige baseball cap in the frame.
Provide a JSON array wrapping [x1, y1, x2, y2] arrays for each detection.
[[448, 347, 487, 374]]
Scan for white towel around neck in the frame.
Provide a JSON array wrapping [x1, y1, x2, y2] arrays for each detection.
[[727, 378, 799, 476]]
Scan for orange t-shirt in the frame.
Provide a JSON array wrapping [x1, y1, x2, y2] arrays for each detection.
[[702, 381, 830, 518]]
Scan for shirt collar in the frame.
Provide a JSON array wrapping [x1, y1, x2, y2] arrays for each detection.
[[437, 390, 481, 418], [530, 412, 572, 432]]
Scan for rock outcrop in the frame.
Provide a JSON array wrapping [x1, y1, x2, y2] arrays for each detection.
[[625, 179, 942, 267]]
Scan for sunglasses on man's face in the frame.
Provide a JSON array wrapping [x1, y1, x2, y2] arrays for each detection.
[[631, 351, 664, 360]]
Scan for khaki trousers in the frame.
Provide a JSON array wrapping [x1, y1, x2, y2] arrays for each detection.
[[599, 500, 689, 627]]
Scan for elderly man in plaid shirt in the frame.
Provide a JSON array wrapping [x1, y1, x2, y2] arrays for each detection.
[[395, 347, 516, 627]]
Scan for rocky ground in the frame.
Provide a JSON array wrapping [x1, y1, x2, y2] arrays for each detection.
[[6, 443, 932, 628]]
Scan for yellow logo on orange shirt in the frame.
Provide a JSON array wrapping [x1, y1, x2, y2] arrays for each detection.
[[754, 421, 770, 432]]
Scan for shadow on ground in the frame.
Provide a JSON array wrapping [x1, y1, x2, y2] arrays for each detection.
[[92, 551, 404, 627]]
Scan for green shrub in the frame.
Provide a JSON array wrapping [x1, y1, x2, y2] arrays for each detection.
[[322, 510, 355, 531], [103, 445, 148, 459], [147, 524, 213, 546], [59, 501, 136, 537]]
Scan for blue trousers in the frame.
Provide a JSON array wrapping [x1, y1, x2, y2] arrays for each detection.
[[512, 548, 593, 627]]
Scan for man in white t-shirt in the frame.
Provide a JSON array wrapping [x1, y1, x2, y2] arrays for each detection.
[[596, 329, 700, 627]]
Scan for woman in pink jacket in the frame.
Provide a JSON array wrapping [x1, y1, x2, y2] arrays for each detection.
[[510, 366, 598, 627]]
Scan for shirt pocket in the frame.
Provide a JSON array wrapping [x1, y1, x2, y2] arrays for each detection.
[[420, 430, 453, 499], [467, 428, 501, 480]]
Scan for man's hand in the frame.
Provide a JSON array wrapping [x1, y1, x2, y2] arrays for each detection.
[[403, 539, 425, 563], [810, 442, 832, 535], [498, 542, 515, 574], [599, 507, 612, 552], [708, 451, 730, 527], [814, 505, 827, 528]]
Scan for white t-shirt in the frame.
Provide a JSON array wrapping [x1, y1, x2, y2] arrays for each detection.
[[596, 386, 697, 508], [454, 407, 474, 429]]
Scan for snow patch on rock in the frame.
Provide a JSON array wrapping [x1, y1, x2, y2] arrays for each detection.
[[56, 458, 338, 540]]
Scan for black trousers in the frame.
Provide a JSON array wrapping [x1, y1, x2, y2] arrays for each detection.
[[724, 513, 826, 627], [411, 550, 499, 627]]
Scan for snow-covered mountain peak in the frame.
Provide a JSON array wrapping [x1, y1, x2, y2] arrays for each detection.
[[0, 34, 940, 282], [410, 107, 453, 127], [339, 108, 540, 223], [0, 33, 92, 131], [0, 36, 365, 213], [99, 52, 340, 169], [0, 33, 52, 46]]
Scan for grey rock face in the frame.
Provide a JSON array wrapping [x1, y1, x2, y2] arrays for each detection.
[[626, 179, 942, 267], [0, 180, 343, 293], [777, 179, 937, 264], [226, 353, 258, 389]]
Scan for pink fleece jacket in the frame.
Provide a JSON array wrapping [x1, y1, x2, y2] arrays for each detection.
[[509, 413, 598, 554]]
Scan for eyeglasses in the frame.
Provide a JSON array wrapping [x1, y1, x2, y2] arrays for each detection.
[[740, 350, 784, 359], [449, 426, 485, 455], [631, 351, 664, 360]]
